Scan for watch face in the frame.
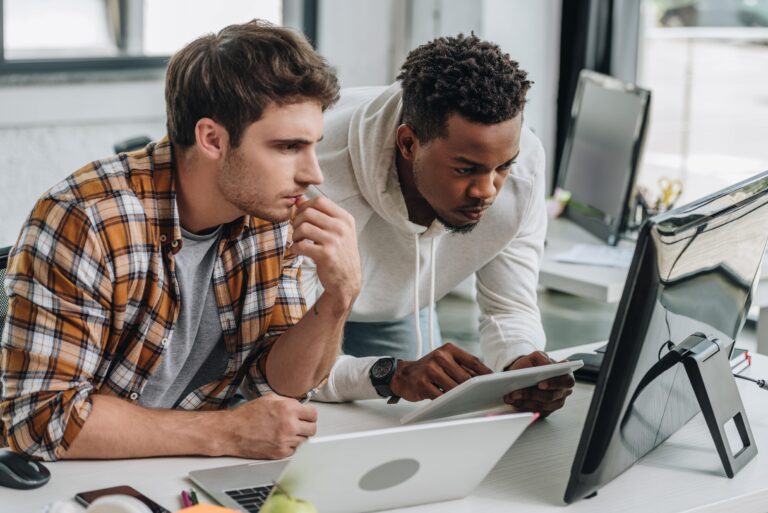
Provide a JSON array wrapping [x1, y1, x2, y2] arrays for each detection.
[[372, 358, 394, 379]]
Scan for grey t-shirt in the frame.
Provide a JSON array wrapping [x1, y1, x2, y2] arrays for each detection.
[[139, 225, 229, 409]]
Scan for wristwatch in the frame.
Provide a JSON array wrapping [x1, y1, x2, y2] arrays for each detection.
[[370, 357, 398, 398]]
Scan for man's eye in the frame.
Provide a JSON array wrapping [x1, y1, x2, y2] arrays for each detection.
[[280, 143, 300, 151], [455, 167, 475, 176], [498, 161, 516, 171]]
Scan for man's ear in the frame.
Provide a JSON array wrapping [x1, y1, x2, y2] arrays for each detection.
[[396, 124, 419, 162], [194, 118, 229, 161]]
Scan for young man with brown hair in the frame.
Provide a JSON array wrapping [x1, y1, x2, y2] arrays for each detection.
[[0, 20, 360, 461]]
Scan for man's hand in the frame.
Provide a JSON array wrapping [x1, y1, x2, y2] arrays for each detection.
[[64, 393, 317, 460], [292, 196, 361, 311], [263, 195, 359, 399], [504, 351, 575, 417], [390, 343, 492, 402], [220, 394, 317, 459]]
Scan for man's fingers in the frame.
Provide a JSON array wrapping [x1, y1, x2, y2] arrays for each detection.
[[531, 350, 555, 364], [518, 351, 555, 369], [295, 195, 321, 214], [297, 403, 318, 422], [292, 240, 334, 262], [295, 419, 318, 438], [507, 387, 572, 403], [293, 205, 341, 234], [421, 381, 444, 400], [428, 367, 461, 394], [446, 345, 492, 376], [497, 351, 575, 418], [296, 196, 350, 221], [292, 222, 333, 246], [505, 397, 567, 414], [538, 373, 575, 390], [288, 436, 308, 449], [440, 360, 474, 384]]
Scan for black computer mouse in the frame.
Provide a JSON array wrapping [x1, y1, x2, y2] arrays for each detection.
[[0, 449, 51, 489]]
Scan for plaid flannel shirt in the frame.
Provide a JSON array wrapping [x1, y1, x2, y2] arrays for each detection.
[[0, 138, 306, 460]]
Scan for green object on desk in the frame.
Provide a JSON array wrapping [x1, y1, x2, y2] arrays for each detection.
[[260, 489, 317, 513], [191, 488, 199, 505]]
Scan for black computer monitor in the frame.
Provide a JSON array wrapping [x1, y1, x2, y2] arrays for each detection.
[[564, 170, 768, 503], [558, 70, 651, 245]]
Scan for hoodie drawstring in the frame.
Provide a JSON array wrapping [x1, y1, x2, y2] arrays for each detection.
[[413, 234, 437, 359], [428, 237, 437, 353]]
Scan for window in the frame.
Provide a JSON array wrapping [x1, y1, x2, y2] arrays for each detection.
[[637, 0, 768, 208], [0, 0, 287, 73], [142, 0, 282, 56]]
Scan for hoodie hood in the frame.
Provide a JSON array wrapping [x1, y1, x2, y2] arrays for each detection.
[[310, 84, 548, 368], [345, 83, 445, 356], [347, 83, 440, 236]]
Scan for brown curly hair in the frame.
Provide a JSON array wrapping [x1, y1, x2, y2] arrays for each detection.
[[397, 33, 532, 143], [166, 19, 339, 149]]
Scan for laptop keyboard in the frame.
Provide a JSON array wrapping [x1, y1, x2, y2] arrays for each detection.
[[225, 485, 275, 513]]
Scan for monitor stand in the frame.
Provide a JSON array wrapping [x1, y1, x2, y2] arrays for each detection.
[[678, 334, 758, 477], [572, 332, 758, 486], [567, 332, 758, 502]]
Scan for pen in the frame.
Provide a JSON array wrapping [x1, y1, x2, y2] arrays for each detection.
[[300, 388, 315, 404], [181, 490, 193, 508], [308, 184, 328, 198]]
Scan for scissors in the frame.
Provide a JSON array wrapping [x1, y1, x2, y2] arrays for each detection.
[[657, 177, 683, 210]]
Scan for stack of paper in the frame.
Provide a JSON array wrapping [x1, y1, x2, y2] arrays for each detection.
[[554, 244, 634, 269]]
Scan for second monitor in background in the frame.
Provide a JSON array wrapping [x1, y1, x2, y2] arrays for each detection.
[[558, 70, 651, 245]]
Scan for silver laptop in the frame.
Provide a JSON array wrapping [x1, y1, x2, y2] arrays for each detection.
[[190, 412, 534, 513]]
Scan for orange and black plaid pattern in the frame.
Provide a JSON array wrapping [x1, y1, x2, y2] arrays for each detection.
[[0, 138, 305, 460]]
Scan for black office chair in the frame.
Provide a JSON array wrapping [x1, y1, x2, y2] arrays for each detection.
[[0, 246, 9, 445], [113, 135, 152, 154], [0, 246, 9, 341]]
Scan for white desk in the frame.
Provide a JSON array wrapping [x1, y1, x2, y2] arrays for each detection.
[[541, 218, 768, 354], [3, 344, 768, 513], [540, 218, 629, 303]]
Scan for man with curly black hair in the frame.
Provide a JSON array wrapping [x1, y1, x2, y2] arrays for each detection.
[[303, 34, 574, 417]]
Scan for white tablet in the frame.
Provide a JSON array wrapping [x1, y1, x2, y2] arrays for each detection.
[[400, 360, 583, 424]]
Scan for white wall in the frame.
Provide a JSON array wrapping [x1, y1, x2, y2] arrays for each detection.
[[0, 78, 166, 245], [481, 0, 562, 190], [1, 1, 561, 246], [316, 0, 561, 300], [317, 0, 561, 188], [317, 0, 402, 87]]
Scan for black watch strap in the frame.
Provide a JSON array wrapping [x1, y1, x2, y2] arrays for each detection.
[[370, 357, 398, 398]]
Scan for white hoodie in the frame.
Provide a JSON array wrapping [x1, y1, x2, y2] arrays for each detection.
[[305, 84, 547, 402]]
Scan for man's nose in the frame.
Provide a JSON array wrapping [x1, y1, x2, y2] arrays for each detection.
[[297, 151, 323, 186], [469, 173, 496, 200]]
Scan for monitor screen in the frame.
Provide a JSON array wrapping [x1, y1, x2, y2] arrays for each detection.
[[564, 170, 768, 502], [558, 70, 651, 245]]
